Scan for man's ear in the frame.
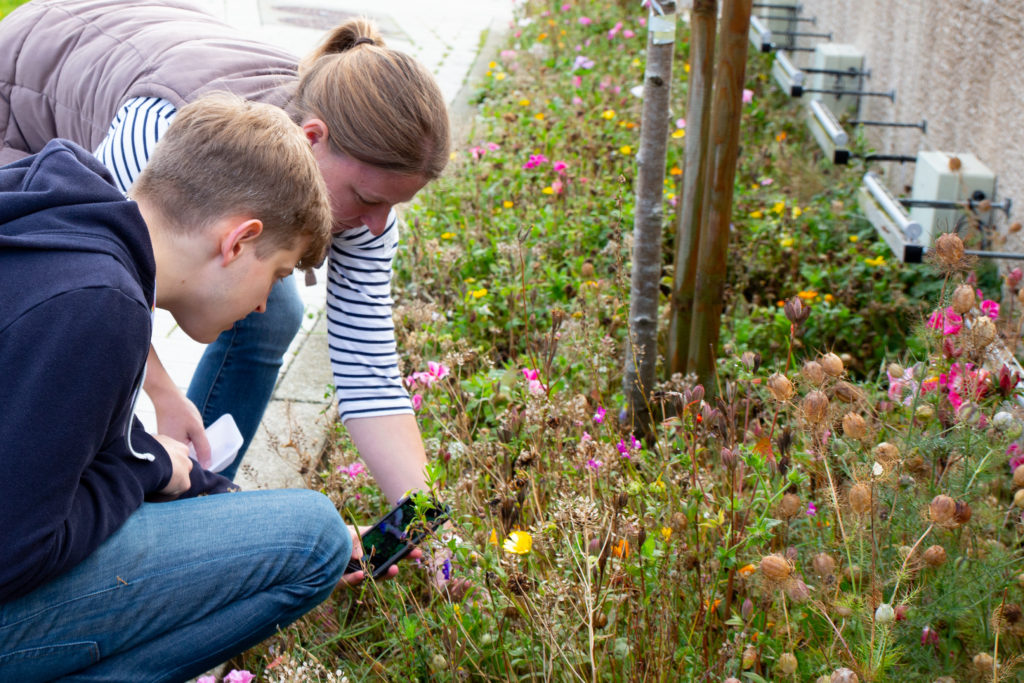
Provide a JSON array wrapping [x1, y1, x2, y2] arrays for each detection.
[[220, 218, 264, 266], [301, 118, 329, 149]]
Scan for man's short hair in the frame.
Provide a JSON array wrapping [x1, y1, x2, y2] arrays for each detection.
[[132, 93, 331, 269]]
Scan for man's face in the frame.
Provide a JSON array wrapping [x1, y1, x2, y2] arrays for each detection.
[[177, 236, 309, 343], [312, 147, 429, 236]]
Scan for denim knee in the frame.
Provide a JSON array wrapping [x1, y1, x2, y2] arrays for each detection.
[[259, 275, 305, 349], [293, 490, 350, 592]]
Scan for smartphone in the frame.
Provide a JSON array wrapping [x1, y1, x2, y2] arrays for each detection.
[[346, 495, 450, 579]]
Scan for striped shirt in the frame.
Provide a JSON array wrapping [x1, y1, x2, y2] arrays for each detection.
[[94, 96, 412, 421]]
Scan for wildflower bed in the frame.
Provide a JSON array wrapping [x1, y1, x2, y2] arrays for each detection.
[[242, 2, 1022, 681]]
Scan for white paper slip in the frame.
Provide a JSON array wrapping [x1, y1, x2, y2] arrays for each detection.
[[187, 414, 244, 473]]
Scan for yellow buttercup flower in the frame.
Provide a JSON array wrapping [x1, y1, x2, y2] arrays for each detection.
[[670, 166, 682, 176], [772, 201, 785, 215], [792, 206, 803, 218], [440, 232, 455, 239], [471, 288, 488, 298], [849, 235, 859, 243], [542, 186, 554, 195], [519, 98, 531, 106], [503, 530, 533, 554], [503, 200, 514, 209], [660, 526, 673, 541], [779, 237, 794, 248], [671, 129, 685, 139], [534, 112, 544, 120], [824, 294, 835, 303], [865, 255, 886, 267], [749, 210, 763, 219], [602, 109, 616, 120], [620, 145, 632, 155]]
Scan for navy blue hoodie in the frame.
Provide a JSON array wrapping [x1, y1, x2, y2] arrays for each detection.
[[0, 140, 236, 603]]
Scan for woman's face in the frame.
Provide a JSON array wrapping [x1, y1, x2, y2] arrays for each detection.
[[306, 122, 429, 235]]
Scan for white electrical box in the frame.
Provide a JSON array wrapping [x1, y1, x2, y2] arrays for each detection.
[[809, 43, 865, 118], [910, 151, 996, 244]]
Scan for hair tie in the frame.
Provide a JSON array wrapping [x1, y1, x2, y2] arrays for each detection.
[[353, 37, 375, 47]]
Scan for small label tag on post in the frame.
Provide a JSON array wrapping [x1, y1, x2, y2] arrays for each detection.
[[649, 13, 675, 45]]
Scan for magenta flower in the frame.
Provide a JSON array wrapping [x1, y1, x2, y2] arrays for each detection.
[[927, 307, 962, 335], [196, 678, 217, 683], [623, 29, 635, 38], [981, 298, 999, 319], [470, 146, 485, 160], [887, 365, 918, 406], [1008, 444, 1024, 470], [553, 160, 568, 174], [806, 502, 817, 516], [560, 2, 571, 10], [921, 625, 939, 647], [486, 141, 500, 151], [578, 16, 592, 25], [593, 406, 606, 423], [224, 672, 255, 683], [522, 368, 547, 396], [522, 153, 550, 170], [607, 21, 623, 39], [586, 458, 603, 470], [411, 393, 423, 411], [571, 74, 582, 87], [406, 361, 450, 388], [336, 462, 367, 478]]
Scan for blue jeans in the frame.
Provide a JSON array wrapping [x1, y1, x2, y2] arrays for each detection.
[[0, 489, 349, 683], [188, 275, 305, 480]]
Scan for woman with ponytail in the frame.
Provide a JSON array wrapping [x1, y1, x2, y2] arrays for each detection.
[[0, 1, 448, 541]]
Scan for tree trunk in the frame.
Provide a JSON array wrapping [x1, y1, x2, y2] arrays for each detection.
[[623, 0, 676, 435], [668, 0, 718, 378], [688, 0, 752, 392]]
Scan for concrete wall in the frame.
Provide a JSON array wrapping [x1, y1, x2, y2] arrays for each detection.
[[786, 0, 1024, 237]]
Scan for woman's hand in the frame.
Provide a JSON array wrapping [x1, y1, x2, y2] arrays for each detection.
[[337, 526, 424, 587]]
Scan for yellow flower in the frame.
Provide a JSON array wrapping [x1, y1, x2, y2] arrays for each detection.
[[864, 255, 886, 267], [489, 529, 498, 545], [670, 166, 682, 176], [792, 206, 803, 218], [601, 109, 616, 120], [779, 237, 794, 248], [684, 63, 691, 73], [671, 129, 685, 139], [485, 70, 492, 77], [624, 121, 636, 129], [542, 186, 554, 195], [849, 235, 859, 243], [620, 145, 632, 155], [660, 526, 673, 541], [666, 192, 675, 201], [824, 293, 835, 303], [797, 290, 817, 301], [503, 200, 514, 209], [776, 131, 787, 142], [495, 73, 506, 81], [449, 151, 457, 160], [612, 538, 630, 558], [471, 288, 488, 298], [503, 530, 532, 554], [534, 112, 544, 120], [772, 201, 785, 215], [488, 61, 497, 69], [632, 58, 642, 67], [519, 98, 531, 106], [440, 231, 455, 239], [738, 563, 757, 577], [749, 210, 763, 219], [538, 32, 547, 40], [464, 277, 476, 284]]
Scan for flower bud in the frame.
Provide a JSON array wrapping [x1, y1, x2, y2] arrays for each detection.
[[741, 597, 754, 621], [778, 652, 798, 675], [842, 413, 867, 439], [923, 545, 947, 567], [802, 390, 830, 424], [820, 352, 844, 377], [875, 603, 895, 623], [849, 483, 872, 515], [760, 554, 793, 581], [784, 296, 811, 325], [951, 283, 976, 314], [720, 446, 737, 468], [802, 360, 826, 385], [740, 350, 761, 372]]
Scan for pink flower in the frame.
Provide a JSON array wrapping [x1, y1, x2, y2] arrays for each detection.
[[921, 625, 940, 647], [571, 74, 582, 87], [486, 141, 501, 151], [499, 49, 517, 61], [411, 393, 423, 411], [336, 462, 367, 478], [196, 678, 217, 683], [593, 406, 606, 423], [522, 153, 550, 170], [806, 502, 817, 516], [760, 177, 774, 186], [1008, 444, 1024, 471], [224, 672, 255, 683], [522, 368, 547, 396], [560, 2, 571, 10], [573, 55, 595, 70], [578, 16, 592, 25], [623, 29, 635, 38], [927, 307, 962, 335], [742, 88, 754, 104], [981, 299, 999, 319], [887, 365, 918, 406], [551, 179, 564, 194], [586, 458, 603, 470], [470, 146, 485, 160], [553, 160, 568, 174], [676, 117, 686, 129], [607, 21, 623, 39], [406, 361, 450, 388]]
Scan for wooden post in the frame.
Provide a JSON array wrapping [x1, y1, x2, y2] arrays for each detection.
[[688, 0, 752, 390], [668, 0, 718, 377], [623, 0, 676, 435]]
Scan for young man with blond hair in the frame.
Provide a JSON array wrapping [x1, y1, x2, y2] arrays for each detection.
[[0, 93, 358, 681]]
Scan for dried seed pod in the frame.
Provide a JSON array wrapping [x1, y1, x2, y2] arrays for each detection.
[[802, 390, 830, 424], [1013, 490, 1024, 508], [972, 316, 997, 348], [915, 404, 935, 421], [778, 652, 798, 675], [923, 545, 947, 567], [834, 603, 853, 618], [873, 442, 899, 467], [1014, 464, 1024, 488], [929, 494, 957, 527], [954, 500, 972, 526], [972, 652, 994, 674], [875, 603, 895, 623], [948, 156, 962, 171], [951, 283, 976, 314], [760, 554, 793, 582], [934, 233, 965, 266], [886, 362, 904, 378], [812, 552, 836, 577], [830, 667, 859, 683], [740, 350, 761, 372], [849, 483, 872, 515], [778, 492, 802, 519], [844, 564, 863, 583], [842, 413, 867, 439], [820, 352, 844, 377], [802, 360, 826, 385], [1010, 221, 1023, 233], [767, 373, 796, 402], [671, 511, 688, 532], [786, 577, 811, 602], [833, 381, 864, 403]]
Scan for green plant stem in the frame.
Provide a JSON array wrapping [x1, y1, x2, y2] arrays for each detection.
[[964, 445, 995, 495], [820, 449, 854, 576]]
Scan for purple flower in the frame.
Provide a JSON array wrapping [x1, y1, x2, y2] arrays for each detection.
[[806, 502, 817, 516], [442, 557, 452, 581], [586, 458, 603, 470], [572, 55, 595, 71], [593, 406, 606, 423]]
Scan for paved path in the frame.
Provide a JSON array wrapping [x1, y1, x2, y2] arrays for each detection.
[[137, 0, 512, 489]]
